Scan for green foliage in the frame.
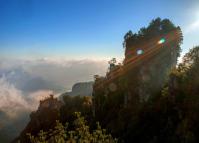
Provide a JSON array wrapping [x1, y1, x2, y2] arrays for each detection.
[[25, 112, 117, 143], [123, 18, 183, 55]]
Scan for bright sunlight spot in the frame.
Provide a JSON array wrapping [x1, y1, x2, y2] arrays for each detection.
[[157, 38, 166, 44]]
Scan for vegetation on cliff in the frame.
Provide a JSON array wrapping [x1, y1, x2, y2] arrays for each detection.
[[92, 45, 199, 143], [26, 112, 117, 143]]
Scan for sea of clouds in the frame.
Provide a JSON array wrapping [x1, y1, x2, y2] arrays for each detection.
[[0, 58, 107, 142]]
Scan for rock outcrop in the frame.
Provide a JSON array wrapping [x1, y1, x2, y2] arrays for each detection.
[[64, 81, 93, 96]]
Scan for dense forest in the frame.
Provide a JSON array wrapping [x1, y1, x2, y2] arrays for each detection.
[[15, 18, 199, 143]]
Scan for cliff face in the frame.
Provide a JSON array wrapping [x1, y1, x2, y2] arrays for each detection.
[[65, 81, 93, 96], [93, 22, 182, 103]]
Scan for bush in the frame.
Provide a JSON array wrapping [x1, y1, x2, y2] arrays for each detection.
[[25, 112, 117, 143]]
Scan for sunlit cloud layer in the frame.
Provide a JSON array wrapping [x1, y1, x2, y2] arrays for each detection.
[[0, 58, 108, 92]]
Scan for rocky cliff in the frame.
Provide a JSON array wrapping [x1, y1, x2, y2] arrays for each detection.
[[64, 81, 93, 96]]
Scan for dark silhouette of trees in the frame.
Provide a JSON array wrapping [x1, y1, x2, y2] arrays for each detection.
[[26, 112, 117, 143]]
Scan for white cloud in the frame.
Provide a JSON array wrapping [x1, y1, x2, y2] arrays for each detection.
[[0, 58, 108, 92], [0, 76, 53, 120], [0, 76, 29, 119], [0, 75, 55, 142]]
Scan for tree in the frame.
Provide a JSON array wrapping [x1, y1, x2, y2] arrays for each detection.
[[123, 17, 183, 61], [108, 58, 117, 71], [26, 112, 117, 143]]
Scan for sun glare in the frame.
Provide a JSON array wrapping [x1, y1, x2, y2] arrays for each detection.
[[137, 49, 144, 55], [185, 11, 199, 33], [189, 19, 199, 32], [157, 38, 166, 44], [196, 11, 199, 19]]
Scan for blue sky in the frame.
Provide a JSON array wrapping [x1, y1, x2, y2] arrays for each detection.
[[0, 0, 199, 60]]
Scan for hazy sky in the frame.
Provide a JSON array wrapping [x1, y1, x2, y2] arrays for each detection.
[[0, 0, 199, 60]]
